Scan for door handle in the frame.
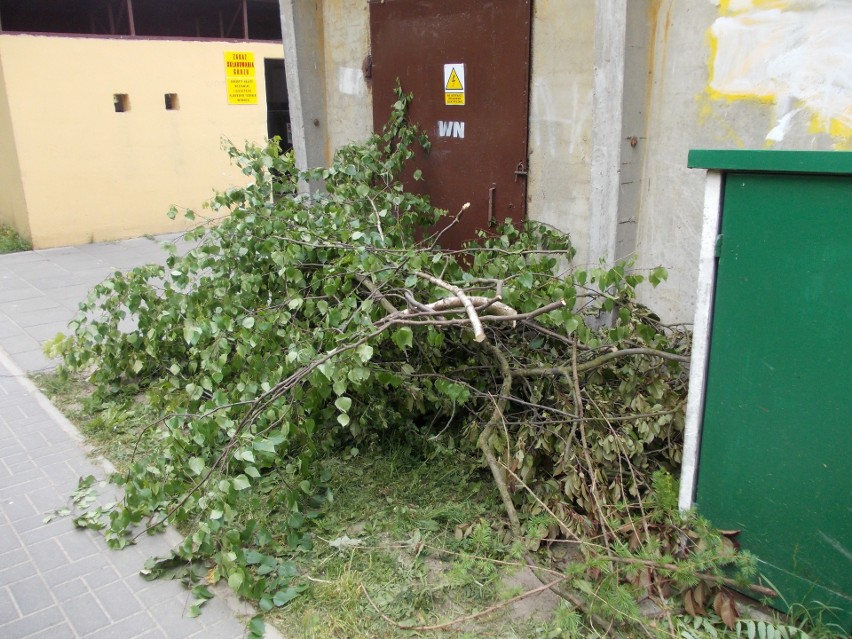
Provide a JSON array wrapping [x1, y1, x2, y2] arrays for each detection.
[[488, 183, 496, 226]]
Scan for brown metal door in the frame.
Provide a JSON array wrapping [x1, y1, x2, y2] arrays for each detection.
[[369, 0, 532, 249]]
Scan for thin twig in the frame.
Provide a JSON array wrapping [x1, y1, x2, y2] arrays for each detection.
[[403, 290, 434, 314], [365, 193, 385, 244], [514, 347, 690, 378], [572, 341, 612, 552], [476, 342, 522, 536], [600, 555, 777, 598], [520, 318, 587, 349], [398, 299, 564, 325], [425, 202, 470, 250]]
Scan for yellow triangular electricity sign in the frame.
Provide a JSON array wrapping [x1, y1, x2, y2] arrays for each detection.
[[446, 68, 463, 91]]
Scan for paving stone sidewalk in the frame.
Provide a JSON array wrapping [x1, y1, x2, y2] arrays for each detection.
[[0, 234, 193, 373], [0, 236, 276, 638]]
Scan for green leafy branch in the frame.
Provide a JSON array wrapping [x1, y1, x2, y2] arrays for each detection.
[[51, 86, 785, 638]]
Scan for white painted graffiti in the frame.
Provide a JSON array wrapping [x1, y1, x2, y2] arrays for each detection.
[[438, 121, 465, 138], [709, 0, 852, 142]]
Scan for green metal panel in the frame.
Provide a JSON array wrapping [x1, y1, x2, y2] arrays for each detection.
[[689, 149, 852, 175], [696, 169, 852, 630]]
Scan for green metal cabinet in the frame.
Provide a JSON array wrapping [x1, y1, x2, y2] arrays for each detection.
[[681, 150, 852, 630]]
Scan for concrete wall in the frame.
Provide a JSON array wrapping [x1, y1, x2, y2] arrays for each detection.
[[279, 0, 371, 177], [629, 0, 718, 323], [322, 0, 372, 158], [294, 0, 598, 256], [632, 0, 851, 322], [284, 0, 851, 324], [0, 34, 284, 248], [527, 0, 595, 265]]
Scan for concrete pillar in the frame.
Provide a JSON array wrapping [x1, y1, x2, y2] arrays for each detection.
[[279, 0, 328, 192], [589, 0, 627, 268], [589, 0, 653, 266]]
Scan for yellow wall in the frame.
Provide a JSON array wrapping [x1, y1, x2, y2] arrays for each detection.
[[0, 50, 30, 236], [0, 34, 284, 248]]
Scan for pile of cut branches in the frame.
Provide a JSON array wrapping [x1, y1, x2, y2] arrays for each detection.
[[53, 90, 768, 636]]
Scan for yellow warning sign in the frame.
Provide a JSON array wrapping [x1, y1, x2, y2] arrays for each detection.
[[444, 63, 465, 106], [225, 51, 258, 105], [446, 68, 463, 91]]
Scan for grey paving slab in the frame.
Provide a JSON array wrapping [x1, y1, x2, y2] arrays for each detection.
[[0, 586, 18, 623], [1, 603, 66, 639], [0, 323, 22, 342], [5, 261, 71, 280], [61, 591, 112, 635], [8, 575, 54, 616], [27, 622, 78, 639], [50, 284, 101, 303], [0, 234, 282, 639], [0, 234, 193, 371], [2, 335, 43, 355], [0, 285, 43, 304], [26, 323, 72, 343], [0, 354, 259, 639], [2, 296, 67, 315]]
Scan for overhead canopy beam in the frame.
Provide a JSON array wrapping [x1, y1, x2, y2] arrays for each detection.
[[243, 0, 249, 40], [126, 0, 136, 36]]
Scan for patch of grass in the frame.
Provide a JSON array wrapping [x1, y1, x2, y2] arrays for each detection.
[[0, 223, 31, 254], [38, 370, 847, 639], [35, 370, 161, 470], [35, 369, 560, 638], [264, 448, 547, 638]]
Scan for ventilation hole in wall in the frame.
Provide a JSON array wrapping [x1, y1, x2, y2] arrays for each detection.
[[113, 94, 129, 112], [164, 93, 179, 110]]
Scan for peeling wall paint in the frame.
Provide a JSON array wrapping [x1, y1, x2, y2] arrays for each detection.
[[708, 0, 852, 147], [322, 0, 372, 159]]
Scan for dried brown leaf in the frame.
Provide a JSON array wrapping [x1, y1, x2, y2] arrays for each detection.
[[720, 536, 737, 557], [694, 580, 710, 608], [628, 529, 642, 551], [683, 589, 698, 617], [713, 592, 739, 629], [638, 567, 653, 591]]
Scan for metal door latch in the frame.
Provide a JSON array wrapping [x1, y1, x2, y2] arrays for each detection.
[[514, 161, 528, 181]]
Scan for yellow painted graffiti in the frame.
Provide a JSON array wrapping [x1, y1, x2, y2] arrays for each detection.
[[705, 0, 851, 148]]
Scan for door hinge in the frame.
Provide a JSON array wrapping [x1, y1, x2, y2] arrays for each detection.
[[714, 234, 724, 258]]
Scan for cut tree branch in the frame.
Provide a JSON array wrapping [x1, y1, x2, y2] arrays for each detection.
[[416, 271, 487, 341]]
